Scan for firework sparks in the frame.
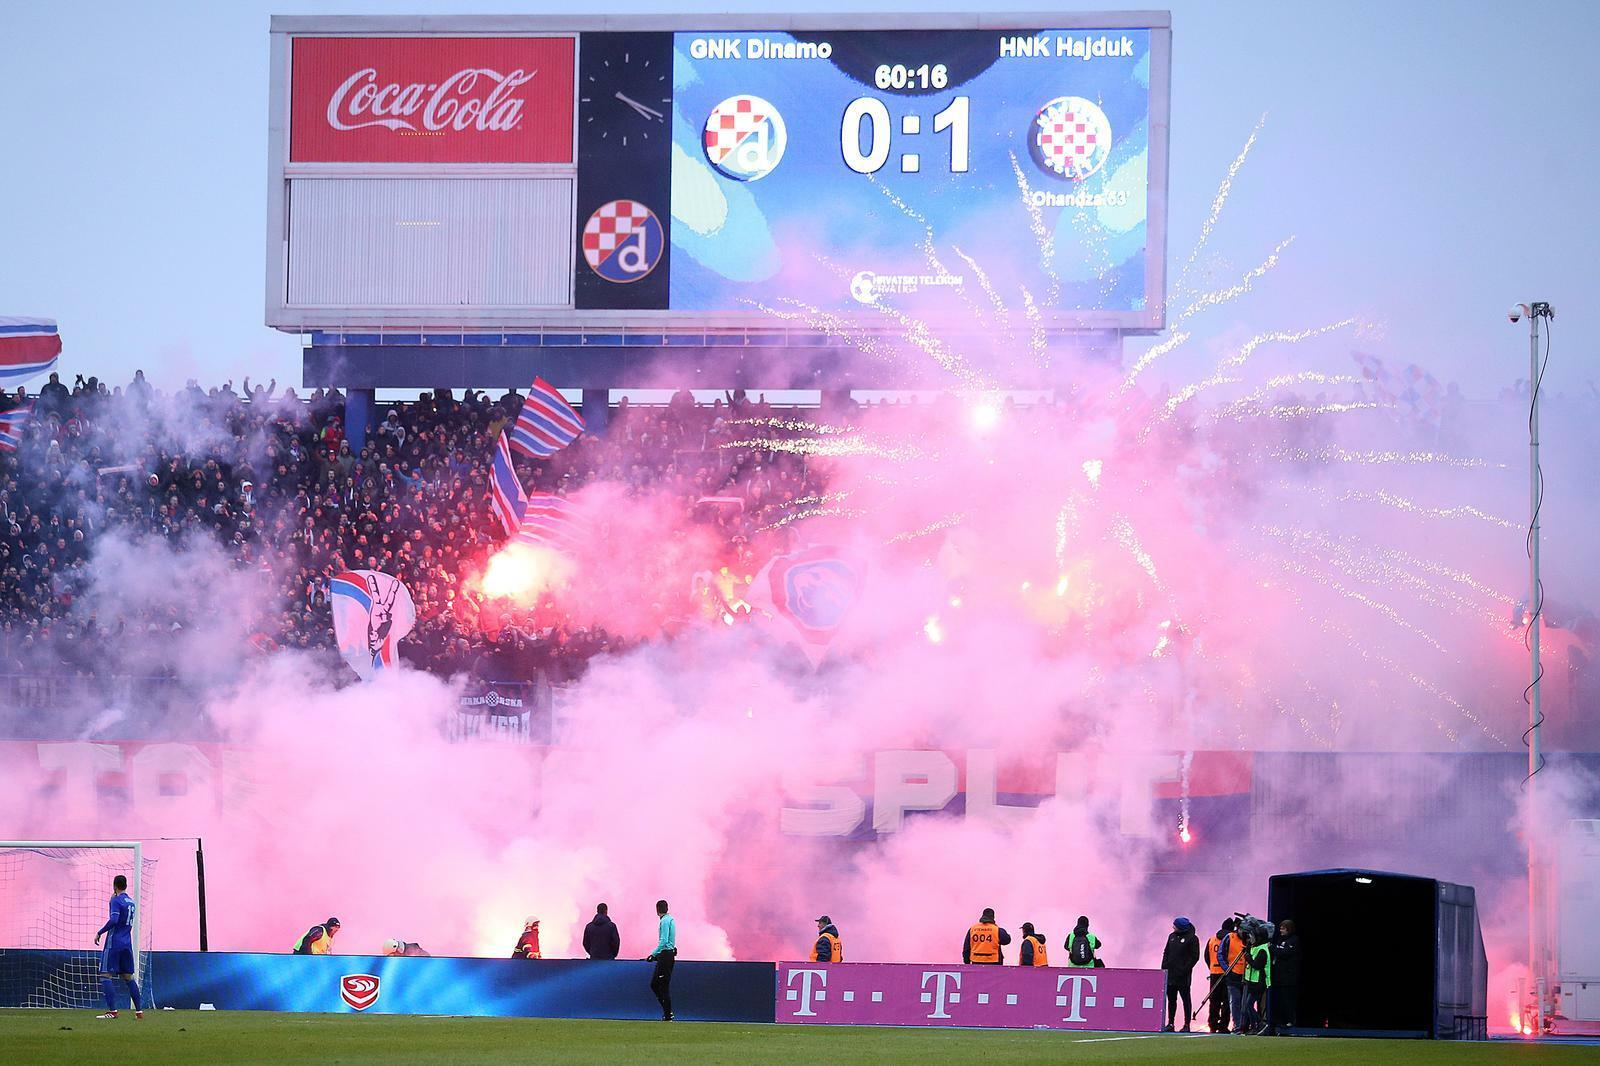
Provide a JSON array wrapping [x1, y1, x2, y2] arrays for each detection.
[[1176, 111, 1267, 297], [1178, 236, 1297, 322], [1268, 445, 1496, 469], [1152, 319, 1360, 427], [887, 512, 968, 545]]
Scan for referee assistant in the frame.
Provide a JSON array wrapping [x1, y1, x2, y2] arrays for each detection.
[[647, 899, 677, 1021]]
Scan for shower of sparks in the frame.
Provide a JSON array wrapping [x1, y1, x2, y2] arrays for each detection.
[[1220, 400, 1380, 423], [1111, 516, 1166, 592], [1082, 459, 1104, 487], [1176, 111, 1267, 297], [1213, 371, 1361, 412], [1277, 583, 1503, 746], [887, 512, 967, 545], [1268, 445, 1496, 469], [1264, 525, 1514, 636], [722, 435, 925, 462], [1019, 286, 1049, 366], [728, 417, 857, 436], [1151, 320, 1360, 428], [1009, 151, 1057, 277], [952, 246, 1012, 336], [1055, 500, 1081, 570], [1265, 692, 1334, 748], [758, 505, 867, 532], [1294, 483, 1522, 532], [1177, 236, 1296, 323], [1269, 550, 1451, 656], [1120, 330, 1191, 394]]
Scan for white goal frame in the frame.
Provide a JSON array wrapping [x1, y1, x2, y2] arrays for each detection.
[[0, 840, 144, 975]]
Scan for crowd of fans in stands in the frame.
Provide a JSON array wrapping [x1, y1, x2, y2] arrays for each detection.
[[0, 362, 1566, 696], [0, 371, 827, 688]]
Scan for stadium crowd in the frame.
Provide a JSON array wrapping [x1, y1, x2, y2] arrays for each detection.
[[0, 362, 1558, 698], [0, 372, 831, 689]]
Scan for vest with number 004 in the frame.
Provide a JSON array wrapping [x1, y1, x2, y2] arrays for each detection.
[[812, 932, 842, 963], [1027, 936, 1049, 966], [1245, 943, 1272, 986], [968, 922, 1002, 963], [1205, 936, 1225, 974]]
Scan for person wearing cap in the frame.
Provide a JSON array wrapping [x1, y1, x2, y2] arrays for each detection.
[[1161, 916, 1201, 1032], [1018, 922, 1049, 966], [962, 908, 1010, 965], [810, 916, 843, 962], [512, 917, 542, 959], [293, 917, 340, 955]]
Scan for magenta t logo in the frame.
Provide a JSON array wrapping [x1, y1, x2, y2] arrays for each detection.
[[787, 968, 827, 1017], [1056, 972, 1098, 1022], [921, 970, 962, 1019]]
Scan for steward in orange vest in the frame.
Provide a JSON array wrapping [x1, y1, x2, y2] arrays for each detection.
[[810, 916, 843, 962], [962, 908, 1011, 965], [1018, 922, 1049, 966]]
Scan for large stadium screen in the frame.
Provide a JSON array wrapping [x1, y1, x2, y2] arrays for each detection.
[[267, 17, 1170, 333]]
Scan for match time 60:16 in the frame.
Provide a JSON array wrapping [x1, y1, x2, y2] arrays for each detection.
[[875, 64, 949, 91]]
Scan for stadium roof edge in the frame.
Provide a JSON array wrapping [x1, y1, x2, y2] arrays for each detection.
[[268, 12, 1172, 34]]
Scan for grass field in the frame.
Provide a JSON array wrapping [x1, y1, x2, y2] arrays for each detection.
[[1, 1011, 1594, 1065]]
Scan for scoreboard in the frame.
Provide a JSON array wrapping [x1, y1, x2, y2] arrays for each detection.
[[267, 15, 1171, 335]]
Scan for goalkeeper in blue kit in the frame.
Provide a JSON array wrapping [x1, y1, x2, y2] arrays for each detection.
[[93, 874, 144, 1019]]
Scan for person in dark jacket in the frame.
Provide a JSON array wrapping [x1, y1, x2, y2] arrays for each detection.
[[810, 916, 843, 962], [1204, 918, 1234, 1033], [1018, 922, 1049, 966], [1063, 916, 1103, 967], [582, 903, 621, 960], [1269, 919, 1300, 1033], [1160, 916, 1201, 1031], [962, 908, 1011, 964]]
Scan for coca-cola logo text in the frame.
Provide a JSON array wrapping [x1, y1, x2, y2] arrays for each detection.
[[327, 67, 536, 133]]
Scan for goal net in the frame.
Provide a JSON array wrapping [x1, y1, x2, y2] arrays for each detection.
[[0, 842, 156, 1009]]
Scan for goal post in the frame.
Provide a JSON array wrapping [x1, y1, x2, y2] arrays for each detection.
[[0, 841, 154, 1009]]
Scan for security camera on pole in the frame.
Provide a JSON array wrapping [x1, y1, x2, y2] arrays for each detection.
[[1511, 299, 1554, 1035]]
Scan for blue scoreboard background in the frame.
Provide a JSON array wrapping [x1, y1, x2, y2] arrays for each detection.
[[669, 29, 1156, 320], [570, 21, 1169, 330]]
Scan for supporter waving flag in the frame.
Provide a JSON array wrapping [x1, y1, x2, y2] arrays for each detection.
[[508, 378, 586, 458], [489, 431, 528, 535], [514, 493, 583, 553], [0, 318, 61, 383], [0, 402, 30, 452]]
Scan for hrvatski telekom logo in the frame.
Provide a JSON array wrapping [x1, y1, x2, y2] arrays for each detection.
[[340, 973, 381, 1011], [325, 67, 536, 133]]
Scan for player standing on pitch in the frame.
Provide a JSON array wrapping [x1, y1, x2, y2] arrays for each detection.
[[646, 899, 676, 1021], [93, 874, 144, 1019]]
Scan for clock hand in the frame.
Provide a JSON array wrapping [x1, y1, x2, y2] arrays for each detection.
[[614, 91, 665, 121]]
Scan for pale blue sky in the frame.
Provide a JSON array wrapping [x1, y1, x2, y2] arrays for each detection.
[[1, 0, 1595, 396]]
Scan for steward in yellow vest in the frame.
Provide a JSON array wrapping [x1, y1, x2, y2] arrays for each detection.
[[810, 916, 843, 962], [962, 908, 1011, 965]]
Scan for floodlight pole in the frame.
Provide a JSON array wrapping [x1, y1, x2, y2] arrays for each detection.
[[1524, 302, 1549, 1035]]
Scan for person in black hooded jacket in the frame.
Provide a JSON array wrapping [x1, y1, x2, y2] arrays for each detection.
[[582, 903, 621, 960], [1160, 917, 1201, 1031]]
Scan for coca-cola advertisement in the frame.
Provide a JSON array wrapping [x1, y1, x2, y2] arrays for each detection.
[[290, 36, 575, 164]]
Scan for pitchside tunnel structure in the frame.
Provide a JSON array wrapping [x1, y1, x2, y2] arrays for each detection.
[[1268, 870, 1488, 1039]]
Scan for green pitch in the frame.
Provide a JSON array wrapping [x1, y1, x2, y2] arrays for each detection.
[[0, 1010, 1590, 1064]]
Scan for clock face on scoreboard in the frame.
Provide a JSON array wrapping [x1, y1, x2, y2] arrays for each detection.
[[578, 37, 671, 151]]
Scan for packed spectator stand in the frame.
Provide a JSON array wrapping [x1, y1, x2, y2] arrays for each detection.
[[0, 371, 836, 734]]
